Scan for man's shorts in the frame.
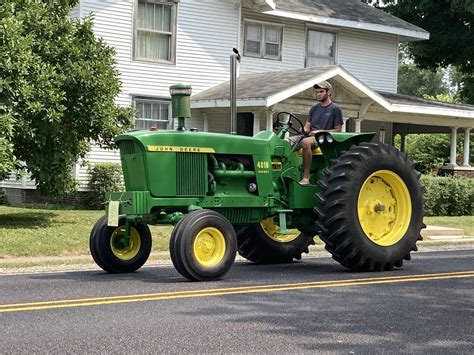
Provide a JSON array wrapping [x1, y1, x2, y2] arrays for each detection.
[[288, 134, 317, 148]]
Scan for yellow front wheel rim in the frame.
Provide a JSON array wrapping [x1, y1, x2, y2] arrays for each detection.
[[357, 170, 412, 246], [260, 217, 300, 243], [193, 227, 226, 267], [110, 227, 141, 260]]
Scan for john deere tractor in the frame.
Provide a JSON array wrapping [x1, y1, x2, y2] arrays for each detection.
[[89, 84, 424, 281]]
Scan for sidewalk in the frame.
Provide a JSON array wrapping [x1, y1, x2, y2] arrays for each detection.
[[421, 225, 471, 241]]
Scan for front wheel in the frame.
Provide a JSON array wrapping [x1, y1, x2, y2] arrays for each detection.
[[315, 142, 424, 271], [170, 209, 237, 281], [89, 215, 152, 273]]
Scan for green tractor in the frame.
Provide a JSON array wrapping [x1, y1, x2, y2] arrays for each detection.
[[89, 84, 424, 281]]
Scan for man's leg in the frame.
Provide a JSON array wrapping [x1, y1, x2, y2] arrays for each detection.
[[300, 137, 315, 185]]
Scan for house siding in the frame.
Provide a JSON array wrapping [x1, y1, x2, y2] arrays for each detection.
[[338, 29, 398, 93], [80, 0, 239, 99], [69, 3, 80, 19], [239, 9, 398, 93]]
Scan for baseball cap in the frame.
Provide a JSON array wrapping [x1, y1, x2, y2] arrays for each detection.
[[313, 81, 332, 91]]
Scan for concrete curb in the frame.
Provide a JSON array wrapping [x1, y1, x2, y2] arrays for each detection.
[[2, 238, 474, 272]]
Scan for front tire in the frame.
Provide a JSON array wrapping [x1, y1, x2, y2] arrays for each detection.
[[237, 217, 315, 264], [89, 215, 152, 273], [315, 142, 424, 271], [170, 209, 237, 281]]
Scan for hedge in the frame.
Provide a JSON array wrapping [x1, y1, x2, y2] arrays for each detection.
[[421, 175, 473, 216], [84, 163, 124, 210]]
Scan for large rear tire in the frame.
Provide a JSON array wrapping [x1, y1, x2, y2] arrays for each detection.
[[170, 209, 237, 281], [237, 217, 315, 264], [315, 142, 424, 271], [89, 215, 152, 273]]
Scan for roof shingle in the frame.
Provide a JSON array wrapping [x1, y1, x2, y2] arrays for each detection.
[[273, 0, 427, 35]]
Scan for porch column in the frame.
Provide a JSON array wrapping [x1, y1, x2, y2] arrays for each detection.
[[354, 118, 363, 133], [253, 112, 260, 135], [202, 112, 209, 132], [399, 134, 406, 153], [265, 110, 273, 131], [341, 117, 349, 132], [449, 127, 458, 166], [379, 128, 386, 143], [462, 127, 471, 167]]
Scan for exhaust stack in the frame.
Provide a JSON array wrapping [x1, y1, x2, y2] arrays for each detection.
[[230, 48, 241, 135]]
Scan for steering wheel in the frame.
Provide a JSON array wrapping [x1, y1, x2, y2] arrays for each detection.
[[274, 111, 306, 136]]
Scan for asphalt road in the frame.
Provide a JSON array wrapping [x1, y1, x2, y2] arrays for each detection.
[[1, 248, 473, 353]]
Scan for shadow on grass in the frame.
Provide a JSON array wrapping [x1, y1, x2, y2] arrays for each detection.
[[0, 212, 57, 229]]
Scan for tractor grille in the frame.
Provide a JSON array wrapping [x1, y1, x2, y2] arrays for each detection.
[[176, 153, 207, 196], [120, 141, 137, 155]]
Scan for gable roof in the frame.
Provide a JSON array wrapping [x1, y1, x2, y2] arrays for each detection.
[[192, 65, 391, 110], [263, 0, 429, 41], [191, 65, 474, 124]]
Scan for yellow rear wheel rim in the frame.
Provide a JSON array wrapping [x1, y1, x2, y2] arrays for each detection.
[[357, 170, 411, 246], [193, 227, 226, 267], [260, 217, 300, 243], [110, 227, 141, 260]]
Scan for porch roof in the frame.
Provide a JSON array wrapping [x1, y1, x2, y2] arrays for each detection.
[[191, 65, 474, 128]]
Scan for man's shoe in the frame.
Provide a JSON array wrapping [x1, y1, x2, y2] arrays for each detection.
[[299, 178, 310, 185]]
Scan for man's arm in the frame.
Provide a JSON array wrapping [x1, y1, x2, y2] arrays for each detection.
[[308, 124, 341, 136], [303, 121, 311, 134]]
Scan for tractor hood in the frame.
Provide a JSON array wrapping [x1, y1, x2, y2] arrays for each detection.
[[115, 129, 278, 156]]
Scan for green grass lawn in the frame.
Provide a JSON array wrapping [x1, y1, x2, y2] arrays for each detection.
[[0, 206, 173, 258], [423, 216, 474, 236], [0, 205, 472, 258]]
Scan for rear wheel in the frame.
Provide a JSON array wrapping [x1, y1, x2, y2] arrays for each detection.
[[315, 142, 424, 271], [170, 209, 237, 281], [237, 217, 315, 264], [89, 215, 152, 273]]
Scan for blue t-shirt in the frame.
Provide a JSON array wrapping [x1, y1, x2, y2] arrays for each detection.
[[308, 102, 343, 130]]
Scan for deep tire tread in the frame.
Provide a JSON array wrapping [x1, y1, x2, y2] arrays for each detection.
[[237, 223, 315, 264], [314, 142, 424, 272]]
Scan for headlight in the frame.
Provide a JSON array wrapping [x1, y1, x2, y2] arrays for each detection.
[[326, 134, 334, 143], [317, 135, 325, 145]]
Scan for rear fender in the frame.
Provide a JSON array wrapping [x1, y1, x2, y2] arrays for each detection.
[[315, 131, 375, 163]]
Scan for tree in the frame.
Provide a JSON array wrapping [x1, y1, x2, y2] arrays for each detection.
[[397, 63, 448, 98], [0, 0, 132, 196], [363, 0, 474, 104], [404, 134, 451, 173], [395, 133, 474, 174]]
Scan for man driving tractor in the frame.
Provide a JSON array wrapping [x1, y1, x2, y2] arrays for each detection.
[[298, 81, 343, 185]]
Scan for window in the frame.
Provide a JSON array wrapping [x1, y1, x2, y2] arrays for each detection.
[[237, 113, 254, 136], [134, 0, 177, 62], [134, 98, 171, 130], [244, 22, 282, 60], [306, 29, 336, 67]]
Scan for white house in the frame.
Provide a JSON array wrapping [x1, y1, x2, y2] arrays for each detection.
[[2, 0, 473, 204]]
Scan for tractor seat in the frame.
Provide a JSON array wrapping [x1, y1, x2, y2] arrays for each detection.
[[296, 146, 322, 156]]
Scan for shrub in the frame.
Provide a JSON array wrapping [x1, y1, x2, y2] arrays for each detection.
[[85, 163, 124, 210], [421, 175, 474, 216], [0, 188, 6, 205]]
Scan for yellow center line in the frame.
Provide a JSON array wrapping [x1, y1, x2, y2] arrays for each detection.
[[1, 271, 473, 313]]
